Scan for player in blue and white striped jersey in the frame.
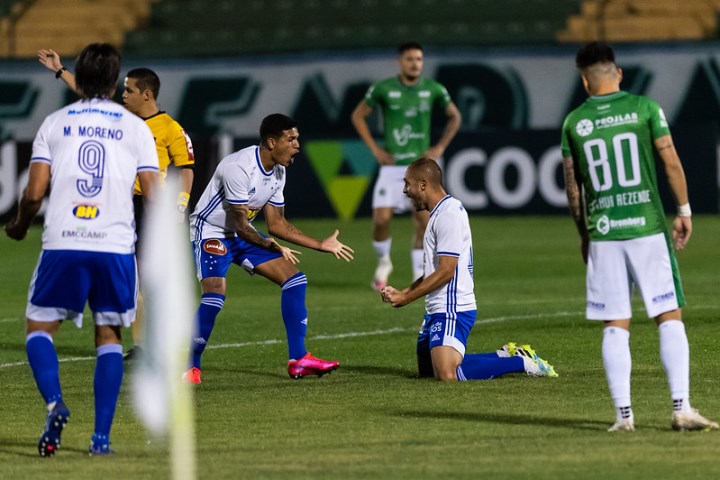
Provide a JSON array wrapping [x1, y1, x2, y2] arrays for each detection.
[[381, 158, 557, 381], [185, 114, 354, 383]]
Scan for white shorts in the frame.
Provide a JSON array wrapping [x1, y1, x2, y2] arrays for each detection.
[[372, 165, 413, 212], [586, 232, 684, 320]]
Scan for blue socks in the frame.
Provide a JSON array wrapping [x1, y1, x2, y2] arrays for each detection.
[[456, 353, 525, 380], [190, 293, 225, 369], [26, 331, 62, 404], [93, 344, 123, 439], [189, 273, 308, 367], [281, 273, 308, 361]]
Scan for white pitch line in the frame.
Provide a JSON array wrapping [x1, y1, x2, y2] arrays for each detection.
[[2, 305, 716, 370], [0, 311, 570, 370]]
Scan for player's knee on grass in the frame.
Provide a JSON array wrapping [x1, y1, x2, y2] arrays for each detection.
[[433, 365, 458, 382]]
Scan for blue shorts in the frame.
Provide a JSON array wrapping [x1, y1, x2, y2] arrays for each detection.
[[416, 310, 477, 357], [192, 236, 282, 280], [26, 249, 138, 328]]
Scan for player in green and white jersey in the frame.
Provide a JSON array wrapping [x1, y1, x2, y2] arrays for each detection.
[[562, 41, 718, 433], [352, 42, 462, 290]]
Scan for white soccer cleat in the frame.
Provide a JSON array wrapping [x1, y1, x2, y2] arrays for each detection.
[[608, 418, 635, 432], [372, 256, 393, 291], [496, 342, 518, 358], [672, 409, 719, 432], [515, 344, 558, 378]]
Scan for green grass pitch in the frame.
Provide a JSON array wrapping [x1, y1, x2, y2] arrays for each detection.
[[1, 216, 719, 479]]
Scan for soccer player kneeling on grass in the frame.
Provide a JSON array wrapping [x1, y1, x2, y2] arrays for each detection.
[[381, 158, 558, 381], [184, 114, 354, 383]]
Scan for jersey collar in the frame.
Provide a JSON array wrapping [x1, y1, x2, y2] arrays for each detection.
[[429, 195, 452, 217], [255, 146, 274, 176], [589, 91, 627, 101]]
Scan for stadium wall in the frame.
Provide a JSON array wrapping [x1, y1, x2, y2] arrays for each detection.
[[1, 45, 719, 221]]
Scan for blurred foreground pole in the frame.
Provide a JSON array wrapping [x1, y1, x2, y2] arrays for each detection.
[[134, 176, 196, 480]]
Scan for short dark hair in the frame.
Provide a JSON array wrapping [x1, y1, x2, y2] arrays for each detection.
[[260, 114, 298, 144], [127, 68, 161, 99], [75, 43, 121, 99], [398, 41, 423, 54], [576, 41, 615, 69]]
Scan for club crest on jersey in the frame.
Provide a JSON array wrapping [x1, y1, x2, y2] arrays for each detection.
[[203, 239, 227, 255], [72, 204, 100, 219], [576, 119, 594, 137]]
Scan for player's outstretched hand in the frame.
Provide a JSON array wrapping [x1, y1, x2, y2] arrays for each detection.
[[269, 238, 302, 264], [4, 220, 27, 241], [38, 49, 62, 72], [672, 215, 692, 251], [320, 229, 354, 262]]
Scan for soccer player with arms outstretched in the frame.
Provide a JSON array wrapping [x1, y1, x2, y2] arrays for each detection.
[[562, 42, 718, 432], [184, 114, 354, 383], [5, 43, 159, 455], [352, 42, 462, 290], [381, 158, 557, 381]]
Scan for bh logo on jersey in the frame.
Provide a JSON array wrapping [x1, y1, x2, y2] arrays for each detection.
[[72, 205, 100, 220], [576, 119, 594, 137], [596, 215, 610, 235]]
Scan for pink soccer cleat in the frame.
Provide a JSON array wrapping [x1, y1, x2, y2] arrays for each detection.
[[288, 353, 339, 379], [183, 367, 202, 384]]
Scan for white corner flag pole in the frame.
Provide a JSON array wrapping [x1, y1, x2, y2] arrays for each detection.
[[133, 177, 196, 480]]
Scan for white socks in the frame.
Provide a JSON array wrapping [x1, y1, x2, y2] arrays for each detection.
[[372, 238, 391, 259], [603, 326, 633, 421], [659, 320, 691, 412], [603, 320, 692, 422]]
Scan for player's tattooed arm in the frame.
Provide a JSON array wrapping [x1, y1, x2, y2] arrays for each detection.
[[563, 155, 589, 262], [263, 204, 354, 261], [229, 203, 282, 251]]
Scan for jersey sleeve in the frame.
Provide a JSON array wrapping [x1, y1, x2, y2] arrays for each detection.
[[363, 82, 381, 109], [268, 167, 286, 207], [434, 207, 465, 257], [647, 98, 671, 140], [167, 121, 195, 168], [434, 82, 453, 109], [223, 164, 251, 205], [31, 116, 53, 164], [136, 122, 160, 173], [560, 115, 573, 158]]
